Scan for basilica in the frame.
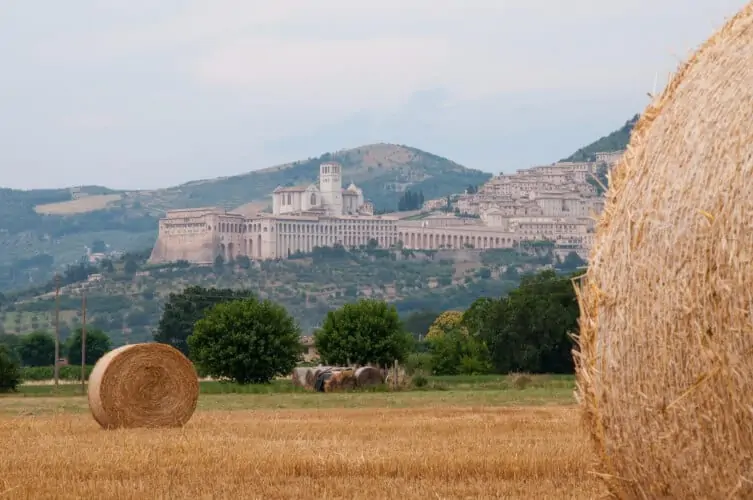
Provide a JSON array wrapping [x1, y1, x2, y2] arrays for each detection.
[[149, 158, 603, 265]]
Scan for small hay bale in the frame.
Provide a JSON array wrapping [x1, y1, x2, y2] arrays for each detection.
[[88, 343, 199, 430], [291, 367, 311, 388], [304, 368, 316, 389], [354, 366, 384, 388], [575, 4, 753, 498], [324, 369, 356, 392]]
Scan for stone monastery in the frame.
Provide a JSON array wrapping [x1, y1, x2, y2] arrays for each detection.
[[148, 153, 621, 265]]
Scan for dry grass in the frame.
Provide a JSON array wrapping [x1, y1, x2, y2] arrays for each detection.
[[34, 194, 122, 214], [0, 401, 602, 499]]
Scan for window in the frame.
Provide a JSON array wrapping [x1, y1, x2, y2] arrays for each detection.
[[311, 193, 317, 205]]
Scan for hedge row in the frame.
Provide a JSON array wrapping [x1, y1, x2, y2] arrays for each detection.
[[21, 365, 95, 381]]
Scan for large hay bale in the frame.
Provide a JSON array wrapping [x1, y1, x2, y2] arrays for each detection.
[[575, 4, 753, 498], [354, 366, 384, 388], [88, 343, 199, 429]]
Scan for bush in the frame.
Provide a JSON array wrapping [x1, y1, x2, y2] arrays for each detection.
[[188, 298, 301, 384], [21, 365, 95, 381], [405, 352, 433, 374], [314, 299, 413, 367], [412, 371, 429, 388], [0, 344, 21, 392]]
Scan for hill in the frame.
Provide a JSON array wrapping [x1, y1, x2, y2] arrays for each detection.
[[0, 144, 491, 290], [563, 114, 639, 162], [0, 245, 579, 344]]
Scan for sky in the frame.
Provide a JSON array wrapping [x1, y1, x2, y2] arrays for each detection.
[[0, 0, 748, 190]]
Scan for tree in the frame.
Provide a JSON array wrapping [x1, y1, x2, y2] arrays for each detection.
[[213, 255, 225, 273], [124, 258, 139, 275], [556, 251, 587, 272], [0, 333, 21, 363], [478, 269, 583, 374], [155, 286, 256, 357], [67, 327, 112, 366], [188, 298, 301, 384], [427, 326, 491, 375], [0, 344, 21, 393], [18, 330, 55, 367], [314, 299, 413, 367], [426, 310, 466, 339], [462, 297, 494, 337]]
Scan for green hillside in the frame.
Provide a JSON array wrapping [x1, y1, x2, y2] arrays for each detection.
[[564, 114, 638, 162], [0, 245, 576, 345], [0, 143, 491, 290]]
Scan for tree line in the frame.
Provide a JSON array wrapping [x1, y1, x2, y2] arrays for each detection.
[[0, 268, 584, 391]]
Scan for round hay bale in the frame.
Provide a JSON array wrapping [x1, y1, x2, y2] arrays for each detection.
[[291, 367, 310, 388], [88, 343, 199, 429], [354, 366, 384, 388], [575, 4, 753, 497], [304, 368, 316, 389]]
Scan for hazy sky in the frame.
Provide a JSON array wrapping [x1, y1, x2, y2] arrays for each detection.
[[1, 1, 747, 190]]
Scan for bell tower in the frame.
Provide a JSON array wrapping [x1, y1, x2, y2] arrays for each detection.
[[319, 161, 343, 215]]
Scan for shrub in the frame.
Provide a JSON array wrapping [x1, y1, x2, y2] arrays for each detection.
[[0, 344, 21, 392]]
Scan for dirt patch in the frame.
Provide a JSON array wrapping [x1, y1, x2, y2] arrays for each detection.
[[35, 194, 122, 215]]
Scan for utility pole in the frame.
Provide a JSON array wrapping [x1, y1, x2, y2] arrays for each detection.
[[81, 291, 87, 394], [54, 274, 60, 388]]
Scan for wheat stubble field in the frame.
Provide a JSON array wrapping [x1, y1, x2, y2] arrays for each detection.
[[0, 389, 603, 499]]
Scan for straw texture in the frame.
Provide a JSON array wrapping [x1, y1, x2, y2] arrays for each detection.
[[88, 343, 199, 430], [574, 3, 753, 498]]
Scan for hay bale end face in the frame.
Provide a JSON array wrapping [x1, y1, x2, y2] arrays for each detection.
[[88, 343, 200, 430], [575, 3, 753, 498], [354, 366, 384, 388]]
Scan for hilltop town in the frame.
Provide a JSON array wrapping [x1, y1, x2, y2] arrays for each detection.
[[149, 151, 621, 266]]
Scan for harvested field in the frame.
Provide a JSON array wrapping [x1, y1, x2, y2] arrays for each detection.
[[0, 391, 602, 499], [34, 194, 122, 214]]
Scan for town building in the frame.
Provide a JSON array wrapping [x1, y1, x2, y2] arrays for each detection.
[[149, 154, 620, 265]]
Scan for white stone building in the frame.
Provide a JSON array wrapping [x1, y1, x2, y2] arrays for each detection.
[[149, 159, 604, 265]]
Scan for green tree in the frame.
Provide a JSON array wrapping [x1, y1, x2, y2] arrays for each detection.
[[18, 330, 55, 367], [478, 269, 583, 374], [314, 299, 413, 367], [66, 327, 112, 366], [154, 286, 255, 357], [124, 258, 139, 275], [0, 344, 21, 393], [188, 298, 301, 384], [0, 333, 21, 363], [427, 326, 491, 375], [462, 296, 493, 327]]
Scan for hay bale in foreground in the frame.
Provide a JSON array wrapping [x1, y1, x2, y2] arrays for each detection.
[[354, 366, 384, 388], [575, 3, 753, 498], [88, 343, 199, 430]]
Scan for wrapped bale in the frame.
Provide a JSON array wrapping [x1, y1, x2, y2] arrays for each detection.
[[575, 3, 753, 498], [88, 343, 199, 429], [354, 366, 384, 388], [324, 369, 356, 392]]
